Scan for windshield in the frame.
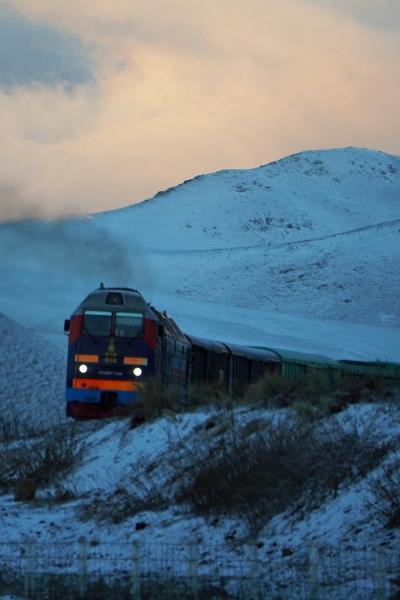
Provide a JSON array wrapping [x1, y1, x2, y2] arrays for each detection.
[[82, 311, 112, 336], [115, 312, 144, 338]]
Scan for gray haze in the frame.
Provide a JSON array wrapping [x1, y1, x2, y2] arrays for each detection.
[[0, 183, 49, 221], [0, 219, 134, 281]]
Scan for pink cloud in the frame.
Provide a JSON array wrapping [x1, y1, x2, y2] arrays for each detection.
[[0, 0, 399, 219]]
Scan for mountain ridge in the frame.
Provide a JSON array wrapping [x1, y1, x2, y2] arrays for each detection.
[[107, 146, 400, 213]]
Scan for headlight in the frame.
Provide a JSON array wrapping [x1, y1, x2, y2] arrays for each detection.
[[133, 367, 142, 377], [78, 364, 88, 374]]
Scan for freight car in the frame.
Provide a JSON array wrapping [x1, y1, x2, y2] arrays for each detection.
[[188, 336, 279, 395], [64, 285, 400, 419]]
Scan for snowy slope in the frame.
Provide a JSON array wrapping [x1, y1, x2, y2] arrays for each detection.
[[98, 147, 400, 251], [94, 147, 400, 328], [0, 402, 399, 598], [0, 313, 65, 426]]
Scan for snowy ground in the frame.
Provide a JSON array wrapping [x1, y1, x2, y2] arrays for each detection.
[[0, 314, 64, 426], [0, 401, 400, 597]]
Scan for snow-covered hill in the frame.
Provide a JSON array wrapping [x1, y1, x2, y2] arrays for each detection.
[[95, 146, 400, 328], [98, 146, 400, 251], [0, 146, 399, 363]]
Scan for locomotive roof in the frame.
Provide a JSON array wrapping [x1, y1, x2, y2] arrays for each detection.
[[188, 335, 280, 362], [225, 343, 280, 362], [187, 335, 228, 353], [71, 287, 157, 319]]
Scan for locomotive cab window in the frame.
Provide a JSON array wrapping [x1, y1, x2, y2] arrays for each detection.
[[82, 311, 112, 336], [106, 292, 123, 305], [115, 312, 144, 338]]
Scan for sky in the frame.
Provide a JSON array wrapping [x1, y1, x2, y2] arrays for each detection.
[[0, 0, 399, 220]]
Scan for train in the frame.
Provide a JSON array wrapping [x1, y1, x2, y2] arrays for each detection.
[[64, 285, 400, 419]]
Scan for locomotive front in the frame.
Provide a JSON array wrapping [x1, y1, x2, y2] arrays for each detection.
[[64, 286, 159, 418]]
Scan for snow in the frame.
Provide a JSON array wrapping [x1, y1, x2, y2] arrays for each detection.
[[0, 403, 399, 597], [0, 313, 65, 426], [0, 146, 400, 596]]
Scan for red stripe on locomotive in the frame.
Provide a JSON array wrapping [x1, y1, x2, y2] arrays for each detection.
[[69, 315, 83, 344], [144, 318, 158, 349]]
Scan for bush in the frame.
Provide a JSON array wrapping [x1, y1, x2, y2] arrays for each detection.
[[131, 379, 232, 427], [242, 372, 294, 407], [0, 424, 80, 495], [0, 415, 45, 443], [242, 370, 338, 411], [241, 370, 395, 419], [368, 459, 400, 528], [80, 474, 167, 523], [133, 377, 183, 422], [188, 382, 230, 408], [305, 420, 391, 507], [176, 415, 390, 533], [177, 418, 310, 527]]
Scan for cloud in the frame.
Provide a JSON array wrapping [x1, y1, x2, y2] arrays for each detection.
[[0, 183, 46, 221], [0, 0, 398, 219], [0, 4, 93, 88], [308, 0, 400, 31]]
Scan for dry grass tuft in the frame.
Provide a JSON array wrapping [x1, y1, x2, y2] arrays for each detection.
[[368, 459, 400, 528], [0, 424, 80, 498], [176, 415, 390, 533]]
